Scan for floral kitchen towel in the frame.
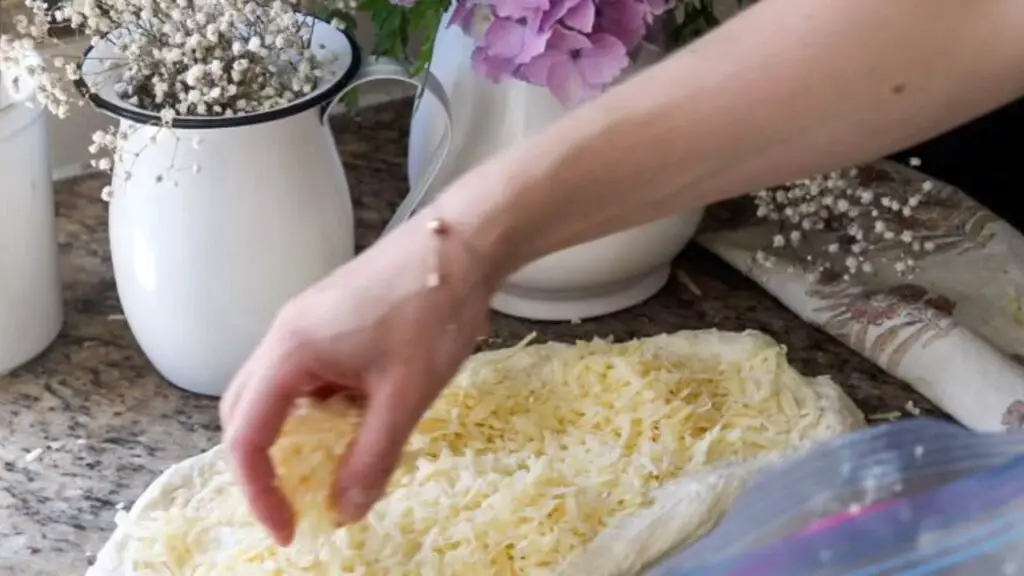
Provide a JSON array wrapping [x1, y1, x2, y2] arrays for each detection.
[[697, 160, 1024, 432]]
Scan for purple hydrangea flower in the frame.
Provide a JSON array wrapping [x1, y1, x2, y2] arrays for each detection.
[[491, 0, 549, 27], [560, 0, 595, 33], [440, 0, 675, 106], [518, 27, 628, 106], [593, 0, 650, 50], [471, 46, 519, 82], [448, 0, 480, 33], [482, 17, 552, 63], [539, 0, 578, 30]]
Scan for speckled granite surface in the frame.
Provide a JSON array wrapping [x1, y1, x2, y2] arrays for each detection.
[[0, 99, 945, 575]]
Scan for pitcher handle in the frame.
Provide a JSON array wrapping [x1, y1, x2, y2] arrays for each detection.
[[322, 56, 453, 237]]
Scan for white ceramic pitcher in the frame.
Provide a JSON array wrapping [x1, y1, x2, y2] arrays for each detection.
[[0, 57, 64, 375], [404, 10, 704, 321], [78, 22, 452, 396]]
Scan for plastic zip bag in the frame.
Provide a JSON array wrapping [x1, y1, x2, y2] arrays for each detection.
[[649, 418, 1024, 575]]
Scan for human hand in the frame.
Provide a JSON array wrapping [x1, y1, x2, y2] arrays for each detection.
[[219, 211, 501, 546]]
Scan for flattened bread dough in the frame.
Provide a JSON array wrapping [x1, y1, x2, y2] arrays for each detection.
[[88, 330, 864, 576]]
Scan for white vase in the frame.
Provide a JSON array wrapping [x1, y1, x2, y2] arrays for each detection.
[[79, 23, 453, 396], [0, 58, 64, 375], [407, 11, 704, 321]]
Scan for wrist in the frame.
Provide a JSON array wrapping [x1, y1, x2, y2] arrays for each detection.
[[428, 161, 546, 294]]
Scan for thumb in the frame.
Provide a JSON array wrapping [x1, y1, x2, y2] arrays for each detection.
[[334, 373, 432, 524]]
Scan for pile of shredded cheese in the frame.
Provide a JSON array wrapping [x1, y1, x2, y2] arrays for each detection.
[[114, 330, 848, 575]]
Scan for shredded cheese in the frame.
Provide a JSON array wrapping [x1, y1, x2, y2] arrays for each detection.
[[113, 330, 853, 575]]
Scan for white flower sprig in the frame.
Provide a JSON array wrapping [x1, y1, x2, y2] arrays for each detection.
[[1, 0, 350, 200], [752, 163, 937, 280], [87, 124, 203, 199], [3, 0, 332, 118]]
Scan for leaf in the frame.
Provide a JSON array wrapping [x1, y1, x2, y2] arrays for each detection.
[[341, 89, 360, 110], [671, 1, 719, 47], [407, 0, 445, 74], [357, 0, 448, 76]]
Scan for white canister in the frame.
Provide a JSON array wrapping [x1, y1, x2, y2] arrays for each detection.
[[0, 65, 64, 374]]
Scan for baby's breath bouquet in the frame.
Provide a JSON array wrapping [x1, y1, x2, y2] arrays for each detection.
[[2, 0, 339, 117], [749, 165, 939, 281], [0, 0, 352, 194]]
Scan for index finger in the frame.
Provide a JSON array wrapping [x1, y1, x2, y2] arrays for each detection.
[[224, 348, 305, 545]]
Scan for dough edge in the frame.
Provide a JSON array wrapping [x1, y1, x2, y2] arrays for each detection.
[[87, 329, 865, 576]]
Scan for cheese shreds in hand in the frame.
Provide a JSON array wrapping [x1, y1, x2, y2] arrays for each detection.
[[105, 330, 863, 575]]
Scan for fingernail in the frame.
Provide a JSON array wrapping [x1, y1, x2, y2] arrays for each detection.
[[337, 487, 374, 525], [269, 523, 294, 547]]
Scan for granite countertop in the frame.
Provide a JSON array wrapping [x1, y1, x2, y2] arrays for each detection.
[[0, 100, 945, 575]]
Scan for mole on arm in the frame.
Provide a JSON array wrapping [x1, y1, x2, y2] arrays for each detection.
[[891, 83, 907, 95]]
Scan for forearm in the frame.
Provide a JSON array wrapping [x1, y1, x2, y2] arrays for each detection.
[[435, 0, 1024, 279]]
